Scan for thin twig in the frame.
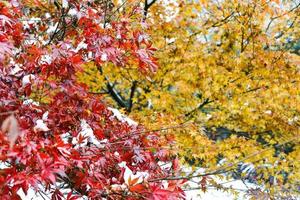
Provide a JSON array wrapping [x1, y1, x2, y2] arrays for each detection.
[[148, 135, 300, 182]]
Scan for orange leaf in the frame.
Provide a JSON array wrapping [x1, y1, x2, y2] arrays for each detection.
[[128, 176, 140, 186], [129, 183, 145, 192]]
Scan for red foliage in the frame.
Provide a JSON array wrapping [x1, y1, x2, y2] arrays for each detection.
[[0, 1, 184, 199]]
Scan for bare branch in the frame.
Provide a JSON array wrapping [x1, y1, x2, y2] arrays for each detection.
[[143, 0, 157, 20], [185, 98, 213, 117], [127, 81, 138, 112]]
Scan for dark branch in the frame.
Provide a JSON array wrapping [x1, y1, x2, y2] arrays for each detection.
[[143, 0, 157, 20], [96, 65, 129, 109], [185, 98, 213, 117], [127, 81, 137, 112], [106, 80, 128, 108]]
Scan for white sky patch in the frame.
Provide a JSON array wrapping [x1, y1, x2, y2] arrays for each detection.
[[21, 17, 41, 31], [184, 168, 258, 200], [72, 119, 103, 148], [118, 161, 149, 185], [166, 37, 176, 44], [68, 8, 78, 16], [0, 161, 9, 170], [22, 74, 35, 86], [240, 163, 255, 175], [45, 13, 51, 19], [116, 33, 122, 39], [87, 51, 93, 59], [9, 58, 22, 75], [75, 40, 88, 52], [108, 107, 138, 126], [46, 22, 59, 35], [34, 119, 50, 132], [146, 0, 155, 4], [138, 34, 149, 43], [147, 99, 152, 109], [180, 163, 264, 200], [185, 182, 249, 200], [265, 110, 272, 115], [114, 151, 120, 157], [17, 187, 45, 200], [42, 111, 49, 121], [100, 53, 108, 61], [61, 132, 71, 143], [160, 0, 179, 22], [62, 0, 68, 8], [196, 34, 207, 44], [17, 184, 89, 200], [10, 64, 23, 75], [206, 114, 212, 120], [23, 99, 40, 106], [111, 183, 127, 192], [40, 54, 52, 64]]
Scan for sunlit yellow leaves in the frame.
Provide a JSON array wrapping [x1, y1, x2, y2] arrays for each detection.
[[77, 0, 300, 197]]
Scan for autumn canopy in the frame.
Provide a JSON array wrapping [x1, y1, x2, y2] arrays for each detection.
[[0, 0, 299, 199]]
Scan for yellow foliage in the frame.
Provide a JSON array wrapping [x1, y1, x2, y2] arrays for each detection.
[[77, 0, 300, 197]]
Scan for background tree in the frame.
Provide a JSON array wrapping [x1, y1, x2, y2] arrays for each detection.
[[79, 0, 300, 198], [0, 0, 185, 199]]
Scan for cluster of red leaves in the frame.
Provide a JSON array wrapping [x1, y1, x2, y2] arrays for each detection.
[[0, 1, 184, 199]]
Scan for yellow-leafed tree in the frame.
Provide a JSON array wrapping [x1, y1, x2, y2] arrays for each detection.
[[78, 0, 300, 198]]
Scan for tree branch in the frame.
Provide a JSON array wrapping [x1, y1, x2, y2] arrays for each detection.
[[96, 65, 130, 109], [106, 79, 128, 108], [127, 80, 137, 112], [143, 0, 157, 20], [189, 11, 235, 38], [185, 98, 213, 117], [265, 2, 300, 33], [149, 135, 300, 183]]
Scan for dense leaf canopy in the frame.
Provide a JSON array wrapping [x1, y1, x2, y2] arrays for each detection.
[[0, 0, 300, 199], [80, 0, 300, 199], [0, 1, 184, 199]]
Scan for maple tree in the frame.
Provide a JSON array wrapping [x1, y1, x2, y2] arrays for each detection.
[[79, 0, 300, 198], [0, 0, 186, 199]]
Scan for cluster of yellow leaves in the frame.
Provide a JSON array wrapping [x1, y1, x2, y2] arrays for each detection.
[[78, 0, 300, 197]]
